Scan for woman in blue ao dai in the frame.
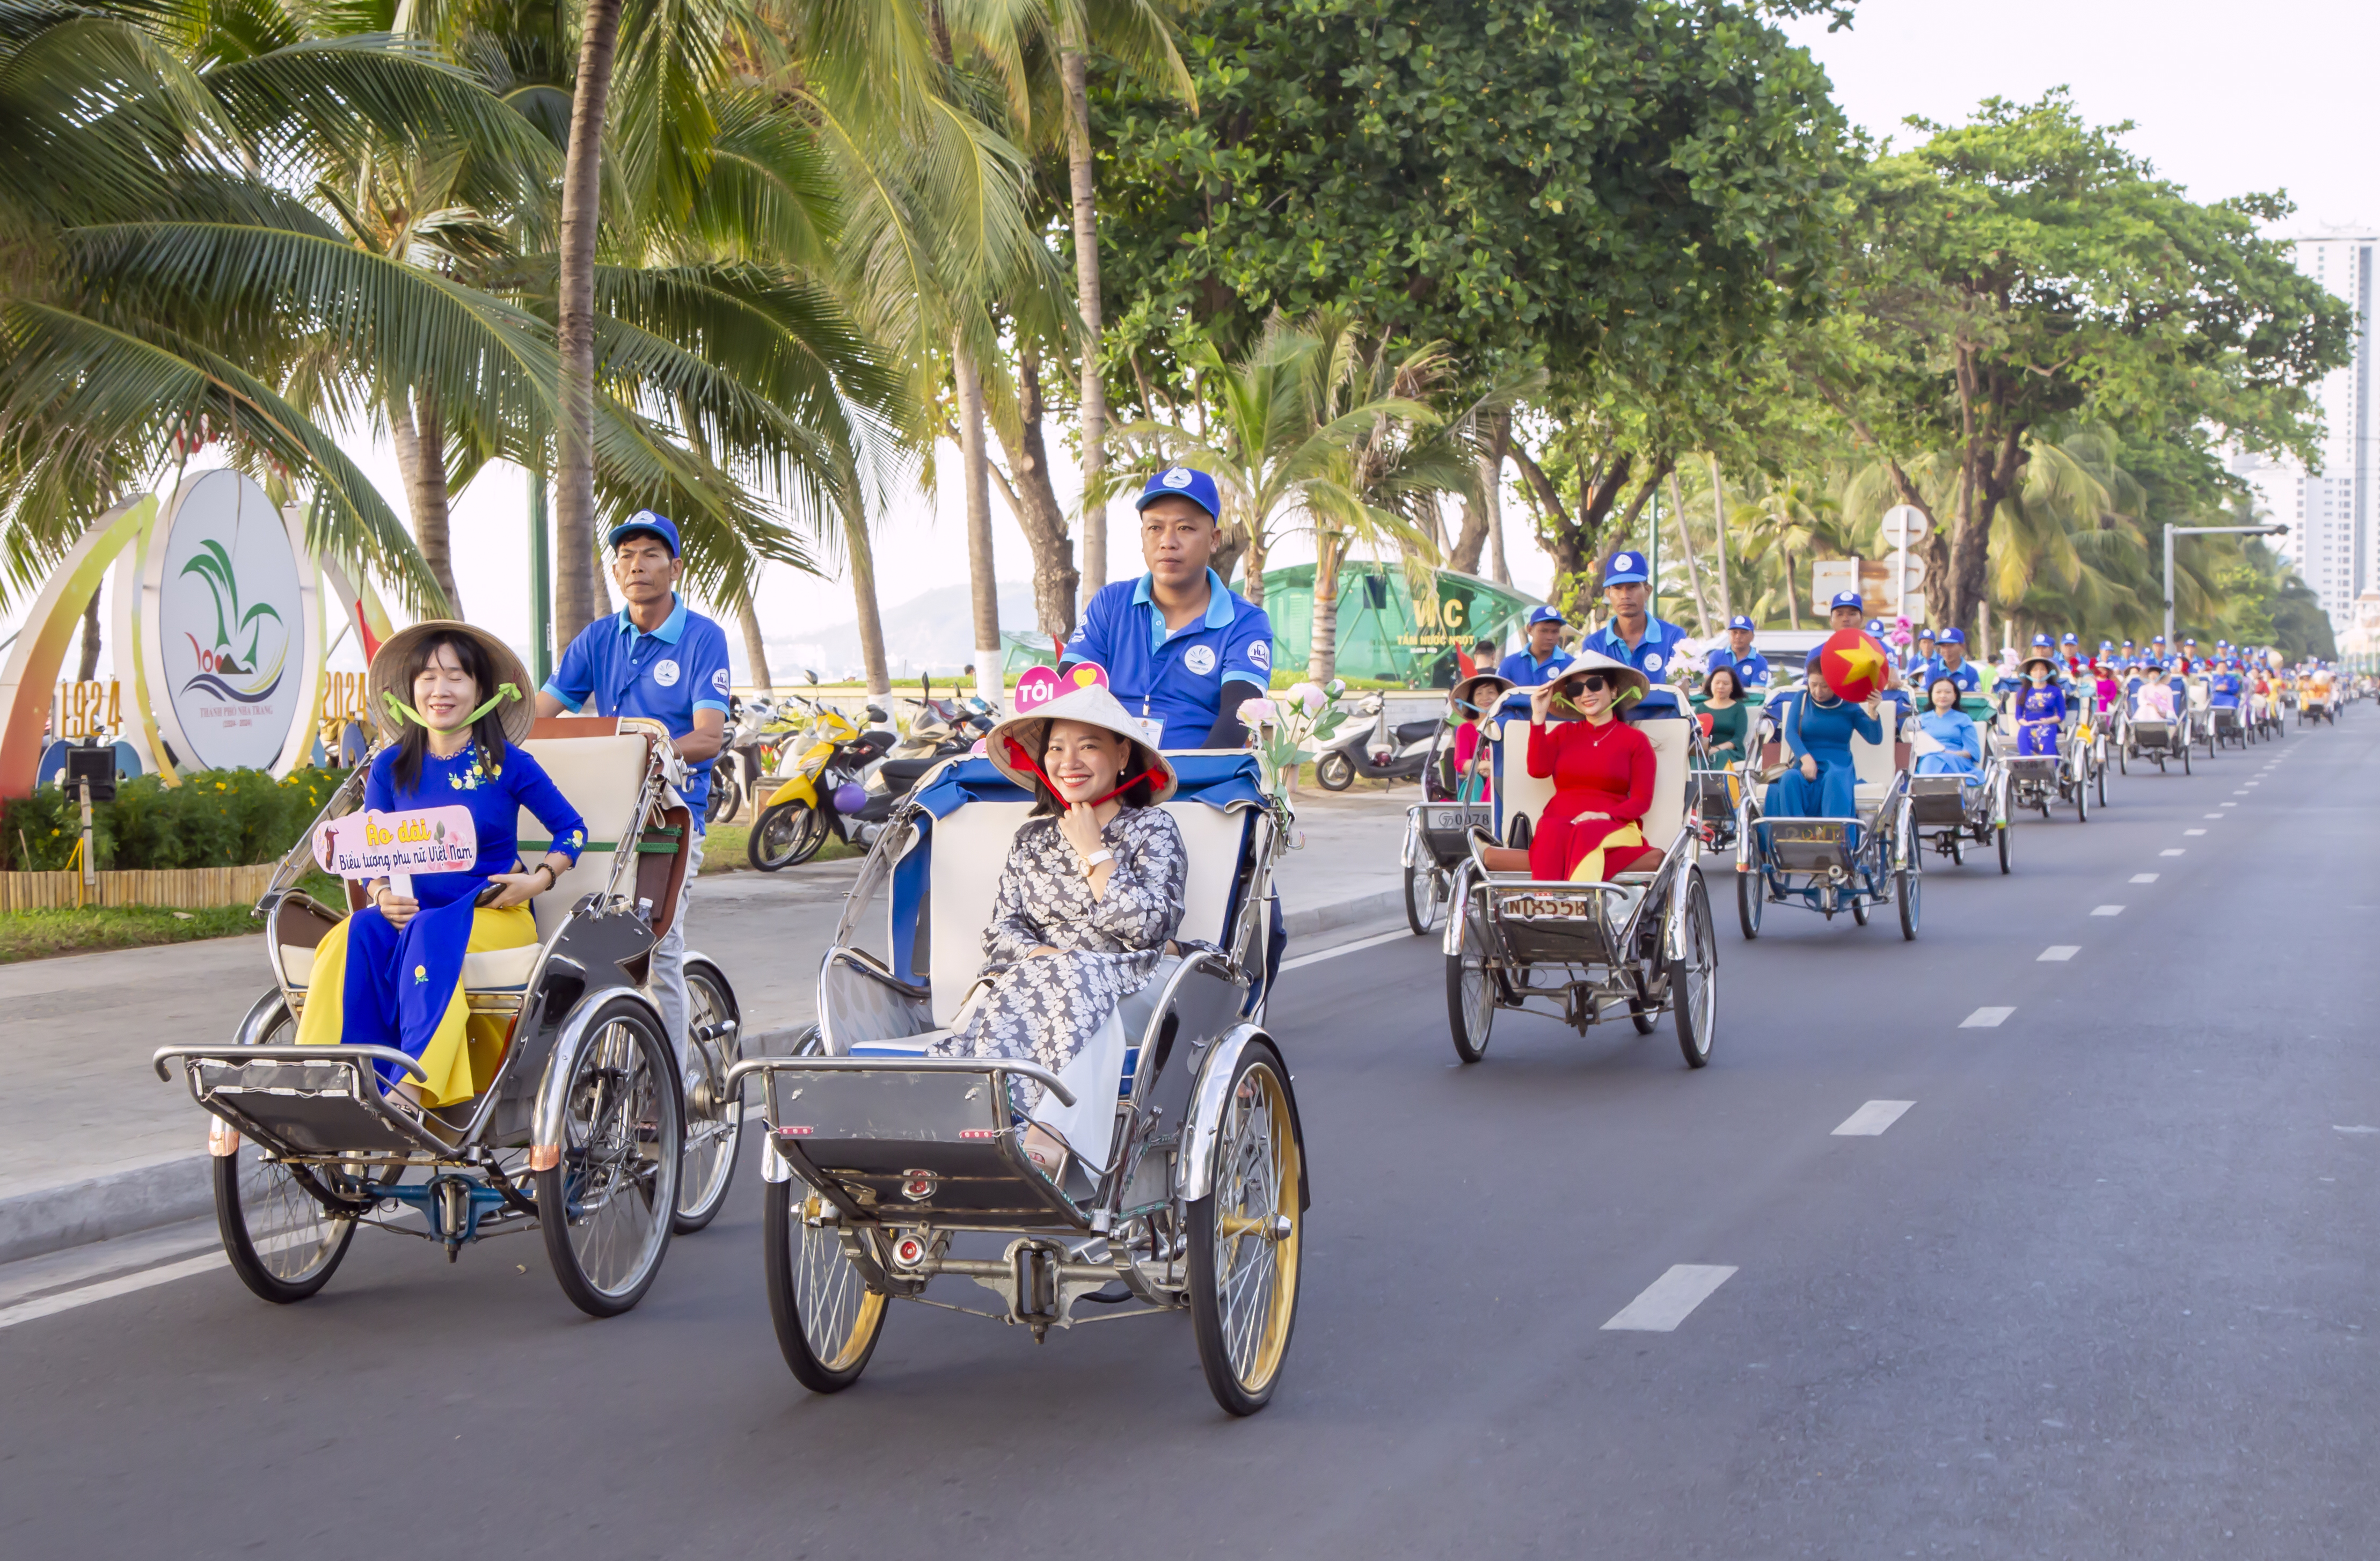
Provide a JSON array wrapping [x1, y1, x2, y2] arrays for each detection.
[[1764, 656, 1882, 819], [296, 626, 585, 1107], [1912, 676, 1984, 783], [2012, 657, 2067, 757]]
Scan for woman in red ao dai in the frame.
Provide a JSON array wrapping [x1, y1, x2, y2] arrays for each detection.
[[1524, 660, 1660, 882]]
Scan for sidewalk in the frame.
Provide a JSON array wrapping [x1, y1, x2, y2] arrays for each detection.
[[0, 785, 1410, 1263]]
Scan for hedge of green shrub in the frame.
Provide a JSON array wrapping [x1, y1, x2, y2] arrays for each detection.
[[2, 767, 350, 871]]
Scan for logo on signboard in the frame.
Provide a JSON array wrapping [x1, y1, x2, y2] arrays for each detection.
[[152, 470, 305, 772]]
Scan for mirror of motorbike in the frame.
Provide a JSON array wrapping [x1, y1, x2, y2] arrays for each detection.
[[866, 705, 888, 722]]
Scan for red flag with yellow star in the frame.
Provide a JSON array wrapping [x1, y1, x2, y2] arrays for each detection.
[[1817, 629, 1890, 702]]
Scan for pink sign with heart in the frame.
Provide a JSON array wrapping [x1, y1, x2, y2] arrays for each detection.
[[1012, 661, 1109, 714]]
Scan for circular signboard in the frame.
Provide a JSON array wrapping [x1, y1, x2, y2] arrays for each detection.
[[1880, 504, 1930, 546], [142, 469, 314, 774]]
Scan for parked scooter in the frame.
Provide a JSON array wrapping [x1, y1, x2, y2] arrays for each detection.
[[746, 679, 996, 870], [705, 694, 803, 826], [1312, 692, 1442, 790]]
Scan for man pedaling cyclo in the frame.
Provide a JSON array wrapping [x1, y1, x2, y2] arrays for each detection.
[[1057, 464, 1284, 978]]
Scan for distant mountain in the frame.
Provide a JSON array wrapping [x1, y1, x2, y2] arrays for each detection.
[[759, 580, 1040, 680]]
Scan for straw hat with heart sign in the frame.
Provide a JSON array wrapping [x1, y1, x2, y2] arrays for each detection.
[[983, 682, 1178, 806]]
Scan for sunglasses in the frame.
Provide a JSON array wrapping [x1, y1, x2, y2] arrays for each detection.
[[1571, 675, 1612, 694]]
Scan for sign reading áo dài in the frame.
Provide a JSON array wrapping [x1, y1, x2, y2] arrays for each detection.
[[315, 806, 478, 896]]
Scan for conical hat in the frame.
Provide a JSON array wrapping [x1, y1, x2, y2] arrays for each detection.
[[1542, 650, 1652, 708], [367, 620, 536, 743], [983, 682, 1177, 805], [1448, 669, 1515, 713]]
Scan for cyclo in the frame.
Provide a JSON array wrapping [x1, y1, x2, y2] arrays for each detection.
[[1734, 684, 1921, 940], [1997, 689, 2092, 823], [1439, 665, 1720, 1069], [725, 745, 1308, 1417], [2116, 681, 2190, 775], [1399, 669, 1507, 936], [1906, 694, 2012, 873], [153, 712, 742, 1316]]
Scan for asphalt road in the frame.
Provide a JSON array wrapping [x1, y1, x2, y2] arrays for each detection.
[[5, 712, 2375, 1560]]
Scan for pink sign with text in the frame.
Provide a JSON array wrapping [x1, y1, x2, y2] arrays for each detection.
[[315, 806, 479, 882]]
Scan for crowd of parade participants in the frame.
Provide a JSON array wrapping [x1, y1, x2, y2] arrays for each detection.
[[168, 465, 2364, 1418]]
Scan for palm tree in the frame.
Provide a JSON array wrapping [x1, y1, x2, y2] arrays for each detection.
[[1107, 313, 1435, 645]]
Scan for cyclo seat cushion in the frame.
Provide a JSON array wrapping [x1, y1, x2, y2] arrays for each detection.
[[281, 934, 541, 993]]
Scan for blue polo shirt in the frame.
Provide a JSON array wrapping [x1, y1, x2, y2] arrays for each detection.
[[1705, 646, 1771, 690], [1061, 567, 1272, 748], [1918, 656, 1982, 695], [543, 594, 733, 827], [1581, 615, 1689, 683], [2210, 673, 2242, 707], [1496, 646, 1575, 687]]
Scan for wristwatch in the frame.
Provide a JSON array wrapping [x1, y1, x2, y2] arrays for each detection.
[[1082, 848, 1114, 874]]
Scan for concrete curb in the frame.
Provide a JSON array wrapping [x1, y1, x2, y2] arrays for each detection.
[[0, 1153, 213, 1267], [5, 883, 1403, 1267]]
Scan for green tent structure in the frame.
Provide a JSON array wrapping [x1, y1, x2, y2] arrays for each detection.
[[1003, 562, 1541, 687]]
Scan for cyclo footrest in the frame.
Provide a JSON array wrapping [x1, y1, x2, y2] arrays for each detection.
[[154, 1044, 451, 1158], [728, 1056, 1090, 1230]]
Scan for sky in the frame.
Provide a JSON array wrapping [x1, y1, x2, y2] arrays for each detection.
[[30, 1, 2379, 681]]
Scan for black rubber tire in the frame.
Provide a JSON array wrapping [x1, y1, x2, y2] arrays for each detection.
[[1851, 896, 1869, 927], [704, 771, 740, 826], [1997, 822, 2012, 875], [2075, 774, 2087, 823], [1736, 868, 1762, 940], [1668, 874, 1716, 1068], [1403, 862, 1441, 936], [2094, 757, 2108, 808], [1446, 915, 1495, 1063], [2181, 741, 2191, 776], [1187, 1040, 1304, 1417], [1897, 865, 1919, 940], [1313, 751, 1355, 791], [214, 1143, 360, 1304], [671, 959, 744, 1235], [1630, 988, 1660, 1035], [763, 1175, 888, 1393], [748, 800, 826, 871], [536, 996, 681, 1318]]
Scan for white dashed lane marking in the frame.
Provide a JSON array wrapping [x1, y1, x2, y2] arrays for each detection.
[[2162, 849, 2186, 856], [2091, 906, 2125, 916], [2203, 813, 2226, 819], [2131, 873, 2159, 882], [1962, 1006, 2015, 1028], [2186, 829, 2207, 836], [1602, 1265, 1739, 1332], [2039, 945, 2080, 961], [1833, 1100, 1915, 1136]]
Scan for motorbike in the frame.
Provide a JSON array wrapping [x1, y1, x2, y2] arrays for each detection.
[[746, 679, 996, 871], [704, 694, 804, 826], [1312, 691, 1441, 791]]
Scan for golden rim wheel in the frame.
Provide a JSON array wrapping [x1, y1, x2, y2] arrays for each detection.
[[763, 1177, 888, 1392], [1189, 1044, 1304, 1416]]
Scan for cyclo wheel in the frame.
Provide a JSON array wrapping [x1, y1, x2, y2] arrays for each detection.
[[1668, 872, 1716, 1068], [213, 996, 360, 1303], [1403, 859, 1442, 936], [1446, 909, 1495, 1063], [748, 800, 826, 871], [2180, 740, 2192, 775], [1897, 862, 1920, 939], [1736, 867, 1763, 940], [1997, 820, 2012, 874], [1851, 896, 1869, 926], [1188, 1040, 1304, 1417], [763, 1176, 888, 1393], [536, 995, 681, 1318], [673, 958, 744, 1234]]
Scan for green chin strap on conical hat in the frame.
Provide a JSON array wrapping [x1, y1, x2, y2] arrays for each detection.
[[367, 621, 538, 744]]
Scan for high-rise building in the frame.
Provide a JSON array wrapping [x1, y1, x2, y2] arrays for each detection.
[[2238, 232, 2377, 628]]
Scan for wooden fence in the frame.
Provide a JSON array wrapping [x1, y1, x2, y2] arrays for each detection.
[[0, 863, 278, 912]]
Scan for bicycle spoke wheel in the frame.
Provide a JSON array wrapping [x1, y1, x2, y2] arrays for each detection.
[[537, 998, 679, 1317], [763, 1177, 888, 1392], [673, 960, 744, 1233], [1188, 1042, 1304, 1416]]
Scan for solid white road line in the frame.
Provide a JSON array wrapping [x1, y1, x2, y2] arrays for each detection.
[[1833, 1100, 1915, 1136], [2091, 905, 2125, 916], [2161, 849, 2186, 856], [0, 1251, 225, 1331], [1602, 1265, 1738, 1332], [2131, 873, 2159, 882], [1961, 1006, 2014, 1028], [2039, 946, 2080, 961], [1280, 927, 1415, 972]]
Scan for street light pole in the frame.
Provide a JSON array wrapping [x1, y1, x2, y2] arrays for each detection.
[[2164, 523, 2285, 647]]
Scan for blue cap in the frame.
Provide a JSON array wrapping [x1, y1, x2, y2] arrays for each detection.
[[1526, 604, 1566, 628], [1602, 550, 1649, 586], [1829, 590, 1863, 611], [1937, 628, 1965, 645], [1137, 466, 1222, 521], [607, 509, 681, 556], [2061, 632, 2077, 644], [1727, 614, 1756, 632], [1865, 618, 1884, 634]]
